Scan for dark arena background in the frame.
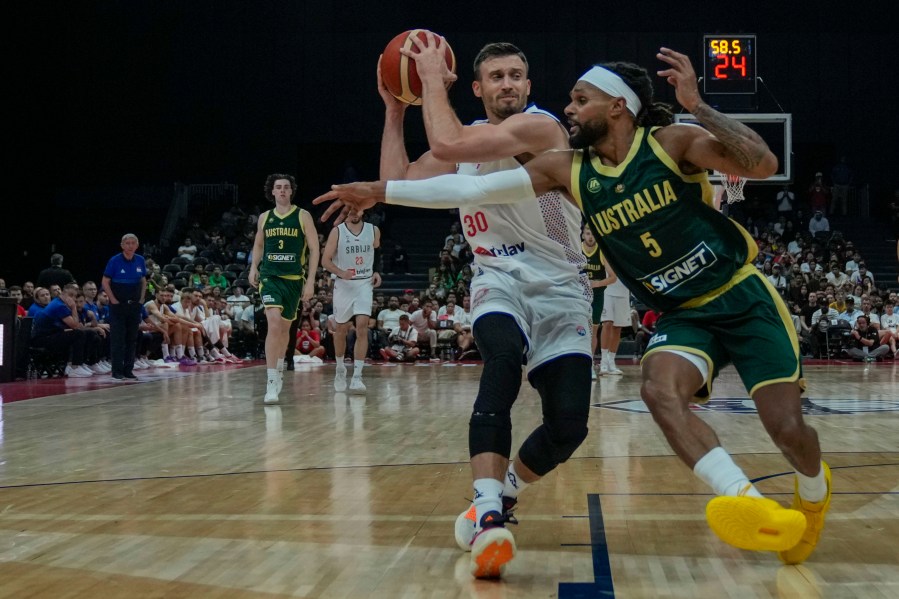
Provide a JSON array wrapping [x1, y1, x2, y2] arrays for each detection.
[[2, 1, 896, 281]]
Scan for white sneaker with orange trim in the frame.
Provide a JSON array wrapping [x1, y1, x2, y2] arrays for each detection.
[[454, 497, 519, 552], [469, 515, 516, 579], [454, 504, 478, 551]]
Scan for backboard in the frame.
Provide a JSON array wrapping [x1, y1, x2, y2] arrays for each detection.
[[672, 113, 792, 184]]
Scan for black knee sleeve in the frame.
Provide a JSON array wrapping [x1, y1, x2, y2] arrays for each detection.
[[471, 313, 526, 411], [469, 411, 513, 459], [518, 355, 592, 476], [468, 313, 527, 458]]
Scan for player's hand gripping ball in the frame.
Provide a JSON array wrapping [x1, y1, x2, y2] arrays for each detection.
[[380, 29, 456, 105]]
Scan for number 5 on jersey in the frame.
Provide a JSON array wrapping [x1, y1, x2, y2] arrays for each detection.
[[641, 231, 661, 257]]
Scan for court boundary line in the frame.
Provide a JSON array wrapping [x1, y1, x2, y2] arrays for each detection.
[[1, 459, 896, 491]]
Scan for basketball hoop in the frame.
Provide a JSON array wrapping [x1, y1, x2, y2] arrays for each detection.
[[716, 171, 747, 203]]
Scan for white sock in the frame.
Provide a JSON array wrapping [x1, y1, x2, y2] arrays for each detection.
[[796, 462, 827, 503], [197, 347, 206, 358], [210, 348, 222, 359], [175, 345, 184, 359], [336, 361, 347, 374], [693, 447, 763, 498], [353, 359, 364, 379], [267, 368, 279, 386], [607, 351, 617, 366], [472, 478, 504, 526], [277, 360, 285, 373], [221, 347, 232, 357], [161, 344, 170, 358], [503, 461, 529, 500], [187, 346, 197, 358]]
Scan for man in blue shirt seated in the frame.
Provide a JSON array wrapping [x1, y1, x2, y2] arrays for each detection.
[[30, 282, 95, 378], [102, 233, 148, 380], [26, 287, 51, 318]]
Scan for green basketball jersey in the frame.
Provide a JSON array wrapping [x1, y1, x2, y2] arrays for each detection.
[[570, 127, 757, 312], [259, 206, 308, 279], [582, 242, 605, 282]]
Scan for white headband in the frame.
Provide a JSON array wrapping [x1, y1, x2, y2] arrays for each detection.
[[578, 66, 642, 117]]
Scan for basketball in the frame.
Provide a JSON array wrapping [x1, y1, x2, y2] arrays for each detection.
[[381, 29, 456, 105]]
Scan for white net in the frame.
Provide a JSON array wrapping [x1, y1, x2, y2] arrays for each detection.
[[716, 171, 747, 203]]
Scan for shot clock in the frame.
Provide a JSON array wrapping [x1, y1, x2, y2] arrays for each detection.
[[703, 34, 757, 94]]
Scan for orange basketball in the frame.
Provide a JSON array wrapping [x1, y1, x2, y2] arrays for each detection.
[[381, 29, 456, 105]]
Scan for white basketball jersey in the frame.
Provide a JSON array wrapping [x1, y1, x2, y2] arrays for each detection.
[[335, 222, 375, 279], [605, 276, 630, 298], [457, 105, 586, 287]]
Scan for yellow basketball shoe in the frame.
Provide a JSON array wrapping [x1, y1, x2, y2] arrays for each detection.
[[778, 462, 832, 564], [706, 489, 806, 552]]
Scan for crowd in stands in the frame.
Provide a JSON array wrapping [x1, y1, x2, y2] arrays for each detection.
[[726, 174, 898, 362]]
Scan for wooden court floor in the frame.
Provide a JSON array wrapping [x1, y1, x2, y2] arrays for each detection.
[[0, 360, 896, 598]]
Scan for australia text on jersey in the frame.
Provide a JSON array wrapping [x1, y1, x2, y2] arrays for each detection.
[[265, 226, 299, 238], [586, 179, 678, 237]]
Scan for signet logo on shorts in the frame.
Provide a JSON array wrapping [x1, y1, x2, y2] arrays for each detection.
[[587, 178, 602, 193], [647, 333, 667, 346]]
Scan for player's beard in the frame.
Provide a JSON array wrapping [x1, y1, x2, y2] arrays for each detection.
[[569, 119, 607, 149], [490, 94, 526, 120]]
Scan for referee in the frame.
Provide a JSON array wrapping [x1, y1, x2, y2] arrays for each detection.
[[102, 233, 147, 380]]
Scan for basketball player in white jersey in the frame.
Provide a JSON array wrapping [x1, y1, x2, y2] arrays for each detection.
[[598, 261, 630, 375], [321, 213, 381, 392], [375, 34, 592, 578]]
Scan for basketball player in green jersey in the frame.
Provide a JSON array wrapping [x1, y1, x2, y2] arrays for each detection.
[[581, 224, 616, 380], [315, 48, 830, 564], [250, 174, 320, 404]]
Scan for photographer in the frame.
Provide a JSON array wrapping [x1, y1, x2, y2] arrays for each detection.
[[378, 314, 419, 362]]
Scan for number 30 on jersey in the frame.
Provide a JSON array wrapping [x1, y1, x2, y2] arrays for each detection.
[[463, 211, 489, 237]]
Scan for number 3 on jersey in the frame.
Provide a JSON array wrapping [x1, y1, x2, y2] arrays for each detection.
[[641, 231, 661, 257], [463, 211, 489, 237]]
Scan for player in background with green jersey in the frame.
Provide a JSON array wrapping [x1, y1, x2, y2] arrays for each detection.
[[250, 174, 320, 404], [581, 224, 616, 380], [315, 48, 830, 564]]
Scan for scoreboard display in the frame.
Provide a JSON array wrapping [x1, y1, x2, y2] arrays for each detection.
[[703, 35, 757, 95]]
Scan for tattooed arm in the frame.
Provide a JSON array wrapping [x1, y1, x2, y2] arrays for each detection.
[[656, 47, 777, 179]]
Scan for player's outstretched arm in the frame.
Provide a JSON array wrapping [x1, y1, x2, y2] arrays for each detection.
[[313, 149, 574, 222], [656, 47, 777, 179]]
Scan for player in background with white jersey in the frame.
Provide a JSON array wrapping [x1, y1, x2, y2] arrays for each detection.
[[598, 260, 630, 375], [321, 212, 381, 392], [376, 34, 592, 578]]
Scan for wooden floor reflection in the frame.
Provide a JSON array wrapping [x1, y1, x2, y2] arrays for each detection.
[[0, 361, 897, 598]]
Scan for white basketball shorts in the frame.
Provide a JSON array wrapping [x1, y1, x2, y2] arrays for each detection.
[[600, 293, 631, 327], [333, 278, 374, 324], [470, 267, 592, 374]]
